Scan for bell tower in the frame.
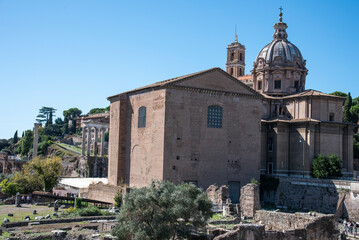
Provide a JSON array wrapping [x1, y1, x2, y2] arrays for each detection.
[[226, 34, 245, 78]]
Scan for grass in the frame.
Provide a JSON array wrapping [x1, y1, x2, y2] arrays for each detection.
[[56, 143, 82, 155], [0, 232, 10, 240], [0, 205, 58, 225]]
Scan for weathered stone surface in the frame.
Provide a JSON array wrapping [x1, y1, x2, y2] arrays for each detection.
[[213, 224, 265, 240], [240, 183, 260, 218], [254, 210, 339, 240], [215, 210, 339, 240], [206, 185, 230, 208], [52, 230, 67, 240]]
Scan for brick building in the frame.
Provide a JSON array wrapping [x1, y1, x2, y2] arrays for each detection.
[[107, 68, 263, 202], [107, 11, 355, 203], [225, 12, 355, 178]]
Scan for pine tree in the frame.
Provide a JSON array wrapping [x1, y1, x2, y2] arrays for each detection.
[[13, 130, 18, 144], [343, 92, 354, 122]]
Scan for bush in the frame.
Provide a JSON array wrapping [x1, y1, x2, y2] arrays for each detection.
[[251, 178, 260, 185], [75, 198, 83, 208], [114, 190, 122, 208], [78, 205, 103, 216], [112, 180, 212, 240], [0, 179, 19, 195], [312, 154, 342, 179]]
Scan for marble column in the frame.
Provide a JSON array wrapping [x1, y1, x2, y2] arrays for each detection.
[[82, 127, 86, 156], [86, 127, 91, 157], [33, 123, 39, 158], [94, 127, 98, 156], [100, 128, 105, 157]]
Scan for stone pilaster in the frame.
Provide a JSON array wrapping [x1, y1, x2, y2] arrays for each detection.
[[100, 128, 105, 157], [94, 127, 98, 156], [87, 127, 91, 157], [82, 127, 86, 156]]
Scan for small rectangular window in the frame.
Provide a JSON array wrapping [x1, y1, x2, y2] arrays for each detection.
[[274, 80, 281, 89], [258, 81, 262, 90], [268, 138, 273, 152], [329, 113, 334, 122], [294, 81, 299, 90], [138, 106, 146, 128]]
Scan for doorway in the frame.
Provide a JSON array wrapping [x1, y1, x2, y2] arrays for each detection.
[[228, 181, 241, 204]]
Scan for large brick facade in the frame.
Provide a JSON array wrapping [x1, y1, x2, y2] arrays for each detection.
[[107, 68, 263, 197]]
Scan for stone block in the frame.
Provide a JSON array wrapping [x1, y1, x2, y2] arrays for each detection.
[[240, 183, 260, 218]]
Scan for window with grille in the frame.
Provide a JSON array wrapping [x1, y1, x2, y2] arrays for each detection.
[[207, 105, 222, 128], [138, 106, 146, 128]]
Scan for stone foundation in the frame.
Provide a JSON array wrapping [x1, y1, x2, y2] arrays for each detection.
[[214, 210, 339, 240]]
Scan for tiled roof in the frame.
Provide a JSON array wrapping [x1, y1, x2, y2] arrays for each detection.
[[237, 75, 252, 80]]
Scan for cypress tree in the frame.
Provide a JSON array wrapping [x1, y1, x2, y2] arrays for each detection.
[[343, 92, 354, 122], [13, 130, 18, 144]]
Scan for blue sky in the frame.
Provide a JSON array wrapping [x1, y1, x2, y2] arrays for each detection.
[[0, 0, 358, 139]]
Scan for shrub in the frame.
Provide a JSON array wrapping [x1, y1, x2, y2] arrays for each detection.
[[112, 180, 212, 240], [114, 190, 122, 208], [312, 154, 342, 179], [78, 205, 102, 216], [75, 198, 83, 208], [251, 178, 260, 185]]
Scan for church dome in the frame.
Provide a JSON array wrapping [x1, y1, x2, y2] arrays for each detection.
[[256, 40, 303, 63], [251, 10, 308, 96]]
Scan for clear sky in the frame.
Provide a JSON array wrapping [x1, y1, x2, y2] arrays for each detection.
[[0, 0, 358, 139]]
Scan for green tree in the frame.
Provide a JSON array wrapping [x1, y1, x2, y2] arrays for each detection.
[[329, 91, 347, 98], [343, 93, 355, 123], [112, 181, 212, 240], [17, 130, 33, 158], [0, 139, 11, 152], [350, 105, 359, 123], [13, 130, 18, 144], [3, 156, 62, 194], [354, 134, 359, 159], [63, 108, 82, 134], [88, 106, 110, 115], [312, 154, 342, 179], [36, 107, 56, 125], [0, 179, 19, 196]]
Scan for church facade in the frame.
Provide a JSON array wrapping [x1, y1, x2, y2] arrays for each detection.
[[107, 12, 355, 201], [226, 12, 355, 178]]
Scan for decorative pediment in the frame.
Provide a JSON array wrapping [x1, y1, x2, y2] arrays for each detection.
[[172, 68, 259, 96]]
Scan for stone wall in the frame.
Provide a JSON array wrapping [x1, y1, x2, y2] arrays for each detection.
[[86, 183, 124, 204], [240, 183, 260, 218], [214, 211, 339, 240], [206, 185, 229, 208], [163, 85, 261, 190], [261, 176, 359, 221]]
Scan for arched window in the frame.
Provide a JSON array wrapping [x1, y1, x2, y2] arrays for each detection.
[[240, 53, 243, 61], [138, 106, 146, 128], [207, 105, 222, 128]]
